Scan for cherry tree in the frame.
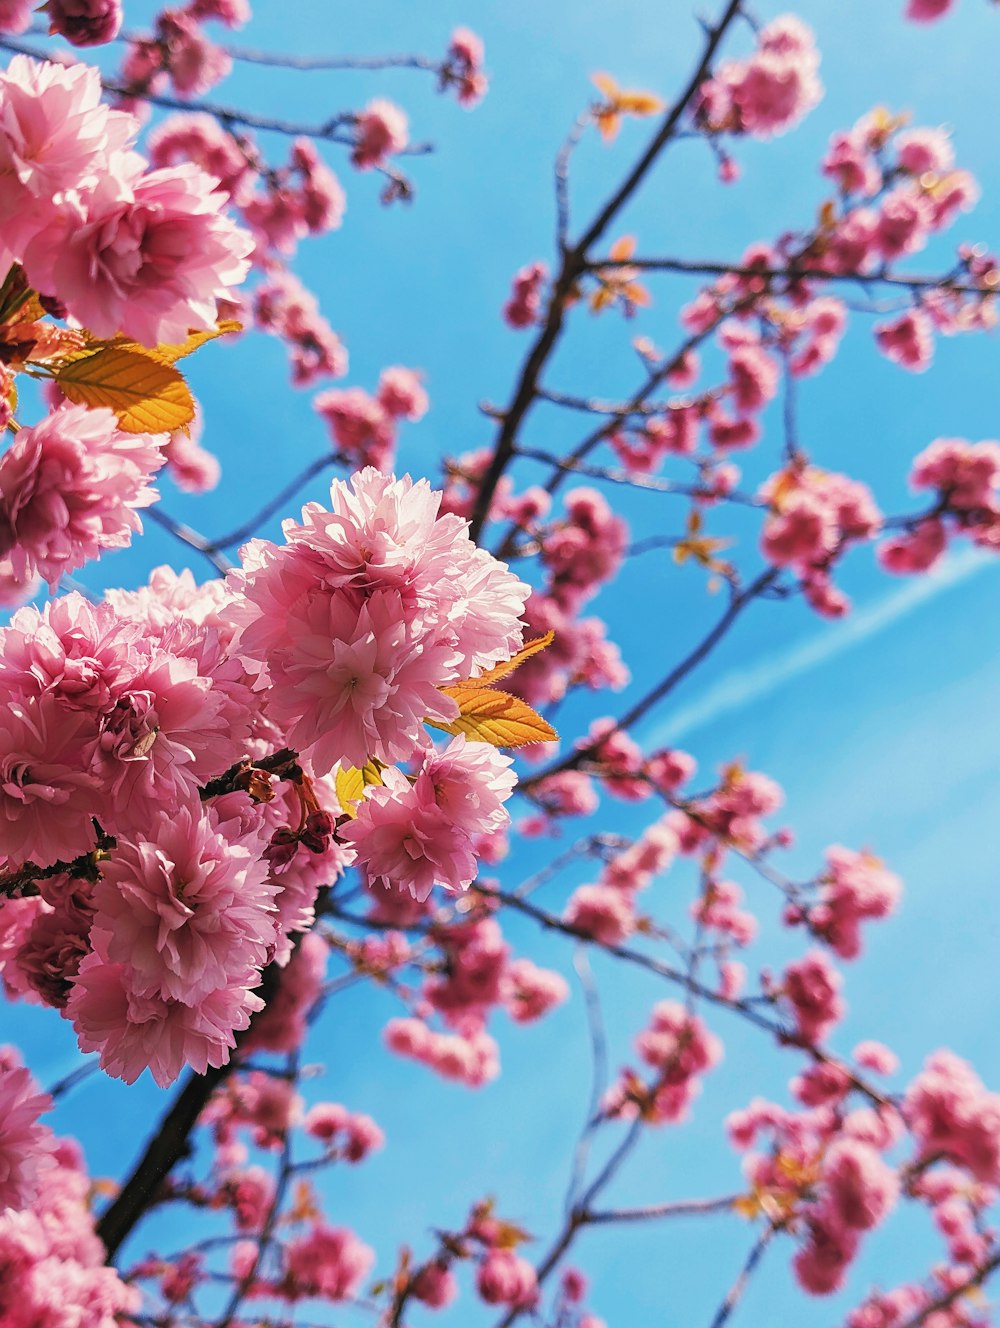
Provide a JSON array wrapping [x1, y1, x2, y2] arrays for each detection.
[[0, 0, 998, 1325]]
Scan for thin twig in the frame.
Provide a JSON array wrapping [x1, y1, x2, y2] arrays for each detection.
[[564, 948, 610, 1214], [519, 567, 779, 791], [205, 453, 336, 552], [587, 1194, 740, 1223], [0, 36, 435, 152], [587, 254, 995, 297], [146, 506, 232, 575], [707, 1222, 782, 1328], [467, 0, 746, 542]]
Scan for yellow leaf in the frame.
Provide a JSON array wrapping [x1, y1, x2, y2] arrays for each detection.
[[288, 1179, 320, 1223], [334, 759, 384, 818], [493, 1220, 533, 1250], [464, 631, 555, 688], [138, 319, 243, 366], [55, 347, 195, 434], [591, 72, 620, 100], [594, 107, 622, 142], [609, 234, 637, 262], [625, 282, 652, 308], [818, 199, 838, 231], [618, 90, 664, 116], [429, 687, 557, 748]]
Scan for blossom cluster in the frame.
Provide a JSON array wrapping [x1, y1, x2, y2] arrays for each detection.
[[697, 15, 822, 139], [0, 54, 252, 347], [0, 470, 534, 1086], [382, 913, 568, 1086], [0, 1048, 139, 1323]]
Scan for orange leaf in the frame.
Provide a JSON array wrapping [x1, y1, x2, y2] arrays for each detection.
[[139, 319, 243, 365], [591, 72, 620, 99], [467, 631, 555, 688], [55, 346, 195, 434], [594, 107, 622, 141], [429, 687, 557, 748], [617, 90, 664, 116], [609, 235, 637, 262]]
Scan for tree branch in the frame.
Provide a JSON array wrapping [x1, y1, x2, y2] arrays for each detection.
[[467, 0, 745, 542]]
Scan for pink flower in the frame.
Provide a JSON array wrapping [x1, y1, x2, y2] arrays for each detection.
[[792, 1213, 859, 1295], [476, 1249, 538, 1309], [854, 1041, 899, 1076], [67, 954, 265, 1086], [255, 270, 348, 386], [812, 846, 902, 958], [911, 437, 1000, 511], [874, 308, 933, 372], [42, 0, 123, 46], [157, 11, 233, 98], [543, 488, 629, 609], [446, 27, 487, 106], [290, 136, 346, 234], [728, 342, 779, 414], [377, 366, 429, 421], [0, 0, 33, 32], [822, 131, 881, 197], [248, 579, 459, 770], [875, 185, 933, 261], [878, 516, 947, 574], [223, 1165, 274, 1231], [87, 646, 249, 837], [13, 876, 94, 1008], [905, 0, 954, 19], [503, 261, 547, 328], [0, 694, 99, 866], [188, 0, 250, 26], [904, 1050, 1000, 1183], [245, 929, 327, 1052], [303, 1101, 349, 1142], [0, 55, 136, 257], [227, 469, 527, 770], [896, 127, 954, 176], [87, 799, 274, 1004], [0, 1058, 55, 1211], [284, 1223, 374, 1300], [24, 160, 252, 347], [343, 1112, 384, 1162], [821, 1139, 899, 1231], [412, 1259, 458, 1308], [351, 99, 408, 170], [703, 15, 822, 139], [165, 427, 222, 493], [502, 958, 569, 1022], [313, 387, 395, 469], [783, 950, 844, 1043], [147, 111, 255, 202], [342, 767, 477, 901], [419, 735, 516, 835], [564, 883, 635, 944], [0, 405, 165, 588]]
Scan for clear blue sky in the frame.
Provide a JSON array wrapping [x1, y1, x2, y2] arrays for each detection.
[[6, 0, 1000, 1322]]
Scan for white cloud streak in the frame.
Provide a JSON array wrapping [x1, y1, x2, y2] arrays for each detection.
[[651, 548, 993, 746]]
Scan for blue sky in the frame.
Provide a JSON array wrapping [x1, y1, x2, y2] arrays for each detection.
[[6, 0, 1000, 1323]]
